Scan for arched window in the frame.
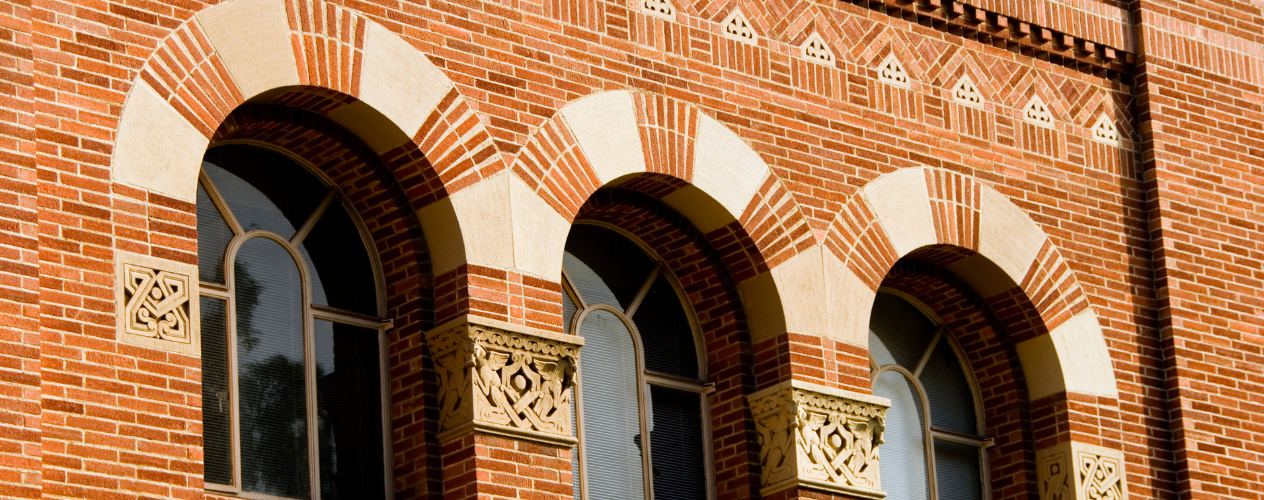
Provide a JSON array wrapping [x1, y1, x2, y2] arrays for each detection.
[[869, 292, 989, 500], [562, 224, 713, 500], [197, 144, 389, 500]]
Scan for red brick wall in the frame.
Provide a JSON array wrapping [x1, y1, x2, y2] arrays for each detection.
[[0, 0, 39, 497], [12, 0, 1264, 498], [1134, 1, 1264, 498], [439, 434, 573, 500]]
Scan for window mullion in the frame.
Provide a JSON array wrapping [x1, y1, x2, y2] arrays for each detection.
[[291, 189, 336, 247], [199, 169, 244, 236], [929, 428, 992, 447], [560, 268, 587, 310], [228, 266, 243, 493], [310, 304, 390, 329], [916, 376, 939, 500], [624, 264, 661, 318], [643, 371, 706, 392], [637, 367, 654, 500], [377, 328, 394, 499], [301, 245, 322, 499], [912, 326, 944, 379]]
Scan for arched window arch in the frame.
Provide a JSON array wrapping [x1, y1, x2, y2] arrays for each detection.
[[197, 143, 390, 500], [869, 291, 990, 500], [561, 223, 713, 500]]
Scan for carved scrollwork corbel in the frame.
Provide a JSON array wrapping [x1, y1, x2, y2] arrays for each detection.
[[426, 317, 583, 447], [1037, 442, 1128, 500], [748, 380, 890, 499]]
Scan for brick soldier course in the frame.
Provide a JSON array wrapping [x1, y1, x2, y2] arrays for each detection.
[[0, 0, 1260, 499]]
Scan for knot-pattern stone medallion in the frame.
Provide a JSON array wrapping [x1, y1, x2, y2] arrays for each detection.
[[115, 252, 199, 355], [426, 317, 583, 447], [748, 380, 890, 499], [1037, 441, 1128, 500]]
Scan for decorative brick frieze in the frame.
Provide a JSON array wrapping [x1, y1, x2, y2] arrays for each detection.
[[640, 0, 676, 21], [951, 76, 985, 108], [426, 316, 583, 447], [1090, 114, 1121, 146], [1022, 96, 1055, 128], [721, 9, 758, 44], [800, 32, 837, 66], [115, 252, 200, 355], [1036, 442, 1128, 500], [835, 0, 1133, 80], [876, 54, 912, 88], [748, 380, 891, 499]]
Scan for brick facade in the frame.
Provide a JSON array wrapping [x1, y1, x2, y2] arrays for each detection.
[[2, 0, 1261, 498]]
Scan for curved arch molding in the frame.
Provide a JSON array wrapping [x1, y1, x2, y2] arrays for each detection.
[[112, 0, 466, 203], [110, 0, 1116, 402], [441, 89, 822, 344], [826, 166, 1119, 401]]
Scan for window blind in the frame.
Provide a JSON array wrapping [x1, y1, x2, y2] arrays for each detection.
[[577, 310, 646, 500]]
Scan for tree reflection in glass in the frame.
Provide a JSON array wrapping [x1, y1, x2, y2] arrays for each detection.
[[235, 238, 309, 499], [197, 143, 388, 499]]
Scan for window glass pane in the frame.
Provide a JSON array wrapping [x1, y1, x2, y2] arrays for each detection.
[[920, 337, 979, 435], [202, 144, 327, 240], [315, 320, 385, 500], [234, 237, 309, 499], [563, 290, 577, 335], [868, 294, 936, 370], [197, 182, 234, 284], [201, 296, 232, 485], [648, 385, 706, 500], [632, 275, 699, 379], [934, 439, 983, 500], [872, 370, 929, 500], [563, 225, 654, 310], [572, 394, 580, 499], [577, 310, 646, 500], [300, 202, 377, 315]]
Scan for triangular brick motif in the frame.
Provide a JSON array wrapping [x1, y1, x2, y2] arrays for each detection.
[[800, 32, 835, 66], [721, 9, 757, 44], [951, 76, 984, 108], [876, 54, 911, 88], [1021, 96, 1055, 128], [641, 0, 675, 20], [1090, 114, 1120, 145]]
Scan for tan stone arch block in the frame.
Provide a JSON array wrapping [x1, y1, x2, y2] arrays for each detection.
[[661, 185, 734, 233], [861, 167, 937, 256], [510, 174, 571, 279], [196, 0, 299, 100], [358, 22, 454, 140], [690, 112, 771, 224], [823, 249, 874, 347], [1015, 309, 1119, 400], [417, 172, 514, 275], [417, 198, 465, 274], [740, 245, 827, 343], [560, 91, 646, 184], [111, 80, 209, 202], [978, 187, 1046, 284]]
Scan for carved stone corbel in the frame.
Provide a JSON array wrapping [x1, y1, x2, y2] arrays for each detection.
[[1036, 441, 1127, 500], [748, 380, 890, 499], [425, 316, 583, 447]]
